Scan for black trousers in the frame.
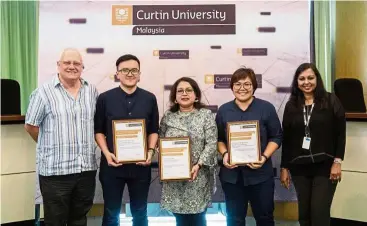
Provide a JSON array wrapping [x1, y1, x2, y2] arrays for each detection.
[[39, 170, 97, 226], [99, 173, 150, 226], [173, 211, 207, 226], [292, 175, 337, 226], [221, 177, 275, 226]]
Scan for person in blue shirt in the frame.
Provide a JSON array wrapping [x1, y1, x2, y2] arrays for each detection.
[[215, 67, 283, 226], [94, 54, 159, 226]]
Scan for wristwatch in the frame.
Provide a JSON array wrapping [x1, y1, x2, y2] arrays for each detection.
[[222, 151, 228, 158], [148, 148, 156, 154], [334, 158, 342, 164]]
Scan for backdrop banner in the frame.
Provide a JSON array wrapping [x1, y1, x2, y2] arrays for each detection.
[[36, 0, 310, 204]]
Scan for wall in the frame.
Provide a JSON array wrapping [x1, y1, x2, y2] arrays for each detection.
[[335, 1, 367, 103], [1, 124, 37, 224], [333, 4, 367, 222], [331, 121, 367, 222]]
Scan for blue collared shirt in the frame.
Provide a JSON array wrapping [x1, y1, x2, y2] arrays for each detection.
[[94, 87, 159, 179], [215, 97, 283, 185], [25, 75, 99, 176]]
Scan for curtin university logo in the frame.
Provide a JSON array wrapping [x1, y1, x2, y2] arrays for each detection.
[[112, 5, 133, 25], [112, 4, 236, 35]]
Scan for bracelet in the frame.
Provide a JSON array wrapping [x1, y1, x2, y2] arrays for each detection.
[[195, 160, 202, 169], [334, 158, 342, 164], [222, 151, 228, 158], [148, 148, 155, 154], [262, 154, 268, 161]]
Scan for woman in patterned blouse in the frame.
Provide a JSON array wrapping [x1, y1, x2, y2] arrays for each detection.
[[159, 77, 218, 226]]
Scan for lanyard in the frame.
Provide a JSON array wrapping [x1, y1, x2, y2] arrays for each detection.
[[303, 103, 314, 126]]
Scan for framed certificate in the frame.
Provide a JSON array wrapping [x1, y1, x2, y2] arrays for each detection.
[[159, 137, 192, 181], [112, 119, 147, 163], [227, 120, 261, 165]]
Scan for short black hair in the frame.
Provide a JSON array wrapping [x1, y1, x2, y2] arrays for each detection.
[[115, 54, 140, 70], [169, 77, 205, 112], [230, 67, 258, 94]]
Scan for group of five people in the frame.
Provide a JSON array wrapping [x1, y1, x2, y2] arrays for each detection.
[[25, 48, 346, 226]]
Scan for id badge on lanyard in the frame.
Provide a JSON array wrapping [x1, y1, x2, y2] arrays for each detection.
[[302, 103, 314, 150]]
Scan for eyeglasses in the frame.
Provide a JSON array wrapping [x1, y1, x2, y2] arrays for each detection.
[[117, 68, 140, 76], [233, 82, 252, 90], [59, 61, 82, 67], [177, 88, 194, 95]]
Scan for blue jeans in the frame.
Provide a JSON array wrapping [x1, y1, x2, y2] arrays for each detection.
[[221, 177, 275, 226], [99, 173, 150, 226]]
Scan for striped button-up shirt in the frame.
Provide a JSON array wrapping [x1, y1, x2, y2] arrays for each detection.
[[25, 75, 98, 176]]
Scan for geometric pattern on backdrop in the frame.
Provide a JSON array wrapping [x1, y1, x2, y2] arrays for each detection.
[[36, 0, 310, 204]]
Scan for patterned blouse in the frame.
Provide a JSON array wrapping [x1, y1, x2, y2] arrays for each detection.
[[159, 108, 218, 214]]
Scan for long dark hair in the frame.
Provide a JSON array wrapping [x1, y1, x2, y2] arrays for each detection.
[[289, 63, 328, 108], [169, 77, 205, 112]]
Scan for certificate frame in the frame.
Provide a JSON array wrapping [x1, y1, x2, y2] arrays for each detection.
[[112, 119, 147, 163], [158, 137, 192, 182], [227, 120, 261, 165]]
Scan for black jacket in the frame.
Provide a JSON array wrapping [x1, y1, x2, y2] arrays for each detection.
[[281, 92, 346, 168]]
